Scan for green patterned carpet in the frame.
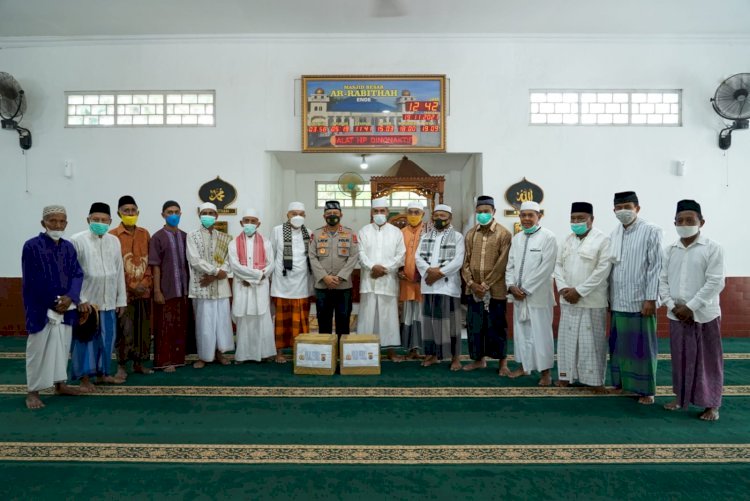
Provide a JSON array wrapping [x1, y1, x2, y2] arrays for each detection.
[[0, 336, 748, 500]]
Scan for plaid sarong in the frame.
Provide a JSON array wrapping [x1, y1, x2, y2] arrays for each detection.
[[273, 297, 310, 349]]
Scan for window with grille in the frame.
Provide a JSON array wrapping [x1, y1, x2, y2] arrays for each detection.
[[65, 91, 216, 127], [315, 182, 427, 209], [529, 90, 681, 126]]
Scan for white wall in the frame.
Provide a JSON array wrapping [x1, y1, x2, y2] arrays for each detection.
[[1, 36, 748, 275]]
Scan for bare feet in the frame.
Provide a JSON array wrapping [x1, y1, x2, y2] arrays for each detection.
[[193, 360, 206, 369], [115, 365, 129, 381], [406, 350, 423, 360], [555, 380, 570, 387], [462, 359, 487, 372], [538, 371, 552, 386], [274, 351, 287, 364], [216, 352, 230, 366], [664, 400, 682, 411], [388, 350, 405, 362], [133, 364, 153, 375], [638, 395, 655, 405], [508, 366, 526, 379], [98, 375, 126, 385], [163, 365, 176, 373], [79, 377, 96, 393], [497, 361, 511, 377], [26, 392, 44, 410], [54, 383, 81, 396], [421, 355, 439, 367], [699, 408, 720, 421], [450, 358, 462, 371]]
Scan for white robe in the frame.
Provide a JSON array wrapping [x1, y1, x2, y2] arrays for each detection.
[[26, 310, 72, 392], [269, 224, 313, 299], [228, 234, 276, 362], [70, 231, 127, 311], [505, 227, 557, 372], [554, 228, 612, 385], [356, 223, 405, 346]]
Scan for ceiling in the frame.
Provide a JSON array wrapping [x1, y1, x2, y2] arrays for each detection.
[[272, 151, 473, 175], [1, 0, 748, 38]]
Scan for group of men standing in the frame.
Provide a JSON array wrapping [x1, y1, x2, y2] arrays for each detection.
[[22, 190, 726, 421]]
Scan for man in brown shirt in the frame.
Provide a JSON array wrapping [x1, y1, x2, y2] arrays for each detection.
[[461, 195, 512, 375], [110, 195, 153, 379]]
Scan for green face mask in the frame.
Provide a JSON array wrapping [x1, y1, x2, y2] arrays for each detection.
[[476, 213, 492, 226], [89, 222, 109, 236], [571, 222, 589, 235]]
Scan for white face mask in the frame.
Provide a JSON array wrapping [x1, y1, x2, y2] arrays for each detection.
[[47, 230, 64, 241], [290, 215, 305, 228], [615, 209, 637, 225], [373, 214, 387, 226], [675, 225, 699, 239]]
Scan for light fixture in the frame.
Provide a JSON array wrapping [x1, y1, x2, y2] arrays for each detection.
[[360, 154, 368, 170]]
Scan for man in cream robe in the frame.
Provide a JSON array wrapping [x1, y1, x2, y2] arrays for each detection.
[[187, 202, 234, 368], [228, 208, 276, 362], [553, 202, 612, 391], [506, 201, 557, 386], [357, 198, 406, 359]]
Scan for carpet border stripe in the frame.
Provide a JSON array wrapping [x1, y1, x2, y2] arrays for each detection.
[[0, 442, 748, 465]]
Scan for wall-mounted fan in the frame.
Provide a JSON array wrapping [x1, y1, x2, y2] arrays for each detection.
[[711, 72, 749, 150], [337, 172, 366, 204], [0, 72, 32, 150]]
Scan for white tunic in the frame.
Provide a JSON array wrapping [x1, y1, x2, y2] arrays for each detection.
[[71, 231, 127, 311], [228, 233, 276, 361], [186, 227, 232, 300], [415, 230, 466, 298], [553, 228, 612, 309], [269, 224, 312, 299], [505, 227, 557, 372], [357, 223, 406, 297], [228, 234, 274, 317]]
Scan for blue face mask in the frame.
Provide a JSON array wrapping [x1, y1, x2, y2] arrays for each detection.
[[243, 224, 257, 236], [89, 222, 109, 236], [571, 222, 589, 235], [476, 213, 492, 226], [165, 214, 181, 227], [522, 224, 539, 235], [200, 215, 216, 228]]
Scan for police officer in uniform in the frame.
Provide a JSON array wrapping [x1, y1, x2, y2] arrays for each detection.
[[309, 201, 360, 336]]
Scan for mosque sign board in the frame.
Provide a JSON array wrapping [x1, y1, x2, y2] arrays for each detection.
[[302, 75, 446, 153], [504, 177, 544, 217], [198, 176, 237, 216]]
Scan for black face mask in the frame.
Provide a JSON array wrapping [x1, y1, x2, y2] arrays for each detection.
[[325, 216, 340, 227], [433, 219, 449, 229]]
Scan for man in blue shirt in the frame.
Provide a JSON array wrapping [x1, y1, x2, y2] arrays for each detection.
[[22, 205, 83, 409]]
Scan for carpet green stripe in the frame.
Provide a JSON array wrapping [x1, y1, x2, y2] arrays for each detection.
[[1, 395, 748, 446]]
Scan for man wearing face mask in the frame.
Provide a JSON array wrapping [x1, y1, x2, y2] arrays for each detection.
[[357, 198, 406, 360], [22, 205, 84, 409], [149, 200, 191, 373], [228, 208, 276, 363], [416, 204, 465, 370], [660, 200, 725, 421], [309, 201, 359, 338], [109, 195, 153, 380], [398, 201, 426, 359], [270, 202, 312, 363], [609, 191, 662, 405], [553, 202, 612, 392], [505, 201, 557, 386], [71, 202, 128, 391], [461, 195, 513, 376], [186, 202, 234, 368]]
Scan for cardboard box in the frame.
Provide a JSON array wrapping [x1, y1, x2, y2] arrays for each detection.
[[294, 333, 337, 375], [339, 334, 381, 375]]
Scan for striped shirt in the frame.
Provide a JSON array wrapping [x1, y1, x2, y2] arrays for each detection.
[[609, 218, 662, 312]]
